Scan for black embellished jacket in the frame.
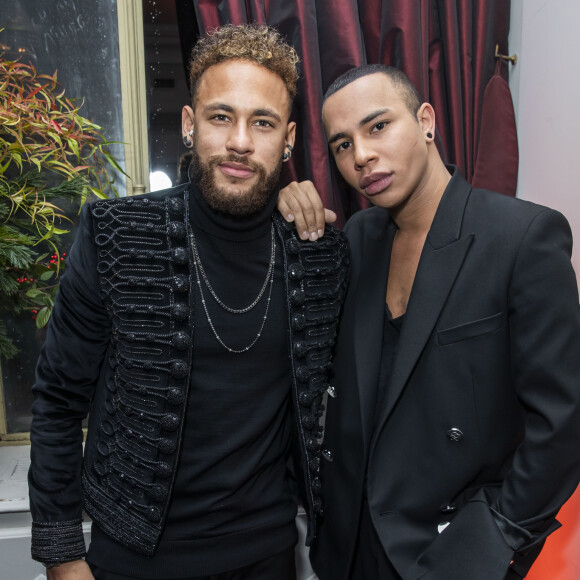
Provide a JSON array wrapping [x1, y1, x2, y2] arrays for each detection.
[[28, 185, 349, 567]]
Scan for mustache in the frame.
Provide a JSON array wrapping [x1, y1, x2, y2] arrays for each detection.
[[208, 154, 264, 172]]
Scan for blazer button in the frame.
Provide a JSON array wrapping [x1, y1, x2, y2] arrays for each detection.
[[439, 503, 457, 514], [446, 427, 464, 442], [322, 449, 334, 462]]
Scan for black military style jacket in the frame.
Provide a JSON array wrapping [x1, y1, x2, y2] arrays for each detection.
[[28, 184, 349, 568]]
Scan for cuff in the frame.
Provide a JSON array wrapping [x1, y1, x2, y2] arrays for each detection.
[[31, 519, 87, 567], [490, 506, 561, 552]]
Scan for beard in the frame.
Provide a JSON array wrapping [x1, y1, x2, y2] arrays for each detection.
[[189, 143, 282, 217]]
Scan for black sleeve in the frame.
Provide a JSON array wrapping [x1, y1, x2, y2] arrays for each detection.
[[28, 203, 111, 565]]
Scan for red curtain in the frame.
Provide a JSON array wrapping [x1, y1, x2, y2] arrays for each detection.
[[192, 0, 516, 225]]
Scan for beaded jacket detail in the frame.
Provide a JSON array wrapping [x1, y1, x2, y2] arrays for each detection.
[[29, 185, 349, 566]]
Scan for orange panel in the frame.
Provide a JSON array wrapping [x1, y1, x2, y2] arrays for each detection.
[[527, 485, 580, 579]]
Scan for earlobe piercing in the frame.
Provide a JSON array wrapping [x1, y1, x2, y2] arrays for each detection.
[[183, 129, 194, 148], [282, 143, 293, 161], [426, 132, 433, 140]]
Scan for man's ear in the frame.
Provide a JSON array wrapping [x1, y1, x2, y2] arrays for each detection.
[[182, 105, 194, 137], [285, 121, 296, 150], [417, 102, 436, 140]]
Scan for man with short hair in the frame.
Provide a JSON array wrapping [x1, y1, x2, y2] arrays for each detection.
[[28, 24, 348, 580], [279, 64, 580, 579]]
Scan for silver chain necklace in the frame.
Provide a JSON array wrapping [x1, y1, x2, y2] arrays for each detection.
[[190, 224, 275, 313], [189, 224, 276, 354]]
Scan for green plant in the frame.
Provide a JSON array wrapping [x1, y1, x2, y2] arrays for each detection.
[[0, 56, 124, 358]]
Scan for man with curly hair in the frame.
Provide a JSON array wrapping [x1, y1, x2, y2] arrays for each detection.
[[28, 24, 348, 580]]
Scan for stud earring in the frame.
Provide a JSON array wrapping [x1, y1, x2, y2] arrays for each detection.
[[183, 129, 193, 148], [282, 143, 293, 161]]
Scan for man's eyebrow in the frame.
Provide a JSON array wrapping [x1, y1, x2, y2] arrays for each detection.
[[203, 103, 281, 123], [204, 103, 235, 114], [359, 108, 390, 127], [328, 131, 347, 145], [253, 108, 282, 122], [328, 108, 391, 145]]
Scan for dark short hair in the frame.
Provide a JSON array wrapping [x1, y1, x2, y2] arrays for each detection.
[[323, 64, 421, 117]]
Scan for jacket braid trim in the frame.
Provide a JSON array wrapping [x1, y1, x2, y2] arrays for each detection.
[[83, 189, 194, 555], [82, 471, 157, 555], [31, 519, 86, 565], [273, 212, 350, 544]]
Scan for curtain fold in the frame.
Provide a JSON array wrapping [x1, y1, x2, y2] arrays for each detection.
[[190, 0, 516, 224]]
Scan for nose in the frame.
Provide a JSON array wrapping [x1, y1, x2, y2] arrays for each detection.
[[353, 141, 377, 171], [226, 123, 254, 156]]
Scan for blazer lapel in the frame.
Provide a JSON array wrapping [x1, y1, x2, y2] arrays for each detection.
[[354, 218, 397, 452], [376, 170, 475, 434]]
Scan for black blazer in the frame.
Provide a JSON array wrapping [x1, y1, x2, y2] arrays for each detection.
[[311, 168, 580, 579]]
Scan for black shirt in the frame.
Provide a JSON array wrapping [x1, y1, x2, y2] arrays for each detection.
[[354, 304, 405, 580], [374, 304, 406, 423]]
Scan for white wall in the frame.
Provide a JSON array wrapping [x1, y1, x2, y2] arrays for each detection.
[[509, 0, 580, 279]]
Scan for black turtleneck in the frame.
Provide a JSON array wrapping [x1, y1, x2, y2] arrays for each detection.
[[88, 183, 297, 577]]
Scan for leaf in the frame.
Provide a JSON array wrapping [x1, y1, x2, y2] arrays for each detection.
[[89, 186, 109, 199], [68, 138, 79, 157], [0, 244, 35, 269], [36, 306, 51, 328], [40, 270, 55, 281], [10, 151, 23, 171], [26, 288, 43, 298], [31, 157, 42, 172], [35, 293, 54, 307]]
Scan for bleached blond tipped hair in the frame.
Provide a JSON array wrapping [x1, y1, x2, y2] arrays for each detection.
[[188, 23, 300, 105]]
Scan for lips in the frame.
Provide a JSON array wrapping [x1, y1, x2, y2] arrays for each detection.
[[359, 172, 393, 195], [219, 162, 256, 179]]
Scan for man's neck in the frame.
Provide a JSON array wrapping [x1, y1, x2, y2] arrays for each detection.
[[390, 159, 451, 236], [189, 181, 278, 242]]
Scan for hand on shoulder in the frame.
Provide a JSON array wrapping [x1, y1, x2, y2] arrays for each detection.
[[278, 181, 337, 241]]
